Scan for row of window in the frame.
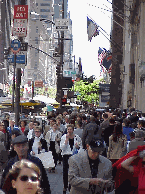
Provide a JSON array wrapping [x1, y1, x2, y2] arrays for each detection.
[[36, 3, 50, 6], [40, 9, 50, 12]]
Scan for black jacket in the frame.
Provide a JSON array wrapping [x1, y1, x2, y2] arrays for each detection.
[[28, 137, 48, 153], [102, 125, 115, 147], [1, 153, 51, 194], [82, 121, 99, 149]]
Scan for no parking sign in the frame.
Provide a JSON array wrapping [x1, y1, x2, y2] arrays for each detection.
[[11, 39, 21, 54]]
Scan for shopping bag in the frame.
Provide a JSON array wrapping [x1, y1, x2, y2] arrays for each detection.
[[36, 151, 55, 168]]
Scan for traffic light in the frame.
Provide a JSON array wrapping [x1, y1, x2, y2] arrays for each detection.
[[4, 47, 10, 59], [56, 65, 61, 76], [61, 97, 67, 105]]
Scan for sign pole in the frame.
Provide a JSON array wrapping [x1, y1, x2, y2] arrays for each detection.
[[12, 54, 16, 112]]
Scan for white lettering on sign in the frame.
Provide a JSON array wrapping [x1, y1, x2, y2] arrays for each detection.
[[15, 13, 26, 18], [17, 7, 25, 12]]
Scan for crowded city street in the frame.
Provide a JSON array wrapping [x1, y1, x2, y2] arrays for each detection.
[[0, 0, 144, 194]]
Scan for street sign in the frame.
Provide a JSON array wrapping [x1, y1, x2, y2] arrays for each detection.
[[14, 5, 28, 19], [7, 54, 26, 64], [35, 80, 43, 88], [55, 19, 69, 31], [13, 5, 28, 37], [11, 39, 21, 54], [20, 42, 28, 51], [53, 53, 61, 57], [12, 19, 27, 37], [63, 70, 76, 77]]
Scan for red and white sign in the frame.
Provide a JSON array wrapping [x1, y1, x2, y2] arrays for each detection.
[[12, 19, 27, 37], [14, 5, 28, 19], [12, 5, 28, 37]]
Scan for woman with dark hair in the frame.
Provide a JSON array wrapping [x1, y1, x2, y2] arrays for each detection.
[[107, 122, 127, 163], [60, 124, 82, 193], [19, 120, 28, 134], [2, 159, 42, 194]]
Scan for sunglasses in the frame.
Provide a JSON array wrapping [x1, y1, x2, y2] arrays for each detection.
[[19, 175, 39, 182]]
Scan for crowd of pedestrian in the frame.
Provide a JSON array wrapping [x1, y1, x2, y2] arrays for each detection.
[[0, 106, 145, 193]]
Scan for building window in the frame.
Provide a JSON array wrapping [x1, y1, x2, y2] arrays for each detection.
[[40, 3, 50, 6], [40, 15, 48, 18], [36, 26, 38, 33], [35, 37, 38, 44], [40, 9, 50, 12], [36, 3, 38, 6]]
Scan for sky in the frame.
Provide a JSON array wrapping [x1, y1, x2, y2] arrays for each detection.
[[68, 0, 112, 79]]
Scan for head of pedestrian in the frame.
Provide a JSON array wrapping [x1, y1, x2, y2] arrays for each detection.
[[86, 135, 105, 160], [65, 115, 70, 123], [29, 122, 34, 130], [49, 118, 55, 126], [102, 113, 108, 121], [20, 120, 27, 127], [12, 135, 29, 160], [34, 127, 42, 138], [2, 159, 42, 194], [137, 120, 145, 129], [63, 111, 68, 118], [123, 118, 131, 127], [10, 120, 15, 127], [109, 118, 115, 125], [52, 122, 58, 131], [56, 117, 62, 125], [67, 124, 74, 136]]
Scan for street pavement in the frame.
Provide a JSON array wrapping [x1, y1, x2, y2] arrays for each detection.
[[46, 163, 70, 194]]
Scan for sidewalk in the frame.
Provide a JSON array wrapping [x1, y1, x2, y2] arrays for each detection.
[[47, 163, 69, 194]]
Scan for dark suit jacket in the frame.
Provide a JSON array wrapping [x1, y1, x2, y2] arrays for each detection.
[[28, 137, 48, 153], [1, 153, 51, 194], [82, 121, 99, 149], [98, 120, 110, 138]]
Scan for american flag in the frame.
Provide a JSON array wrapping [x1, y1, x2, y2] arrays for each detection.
[[87, 16, 99, 42], [108, 64, 112, 74], [98, 50, 107, 65]]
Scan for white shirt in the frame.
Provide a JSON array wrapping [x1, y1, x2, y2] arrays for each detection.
[[27, 129, 33, 140], [32, 134, 44, 154], [50, 130, 57, 141]]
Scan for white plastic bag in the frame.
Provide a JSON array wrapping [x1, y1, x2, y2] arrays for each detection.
[[36, 151, 55, 168]]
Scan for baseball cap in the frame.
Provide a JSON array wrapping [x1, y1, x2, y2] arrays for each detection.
[[86, 135, 105, 152], [12, 135, 28, 145]]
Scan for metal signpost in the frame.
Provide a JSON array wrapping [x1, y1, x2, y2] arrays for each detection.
[[11, 39, 21, 111]]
